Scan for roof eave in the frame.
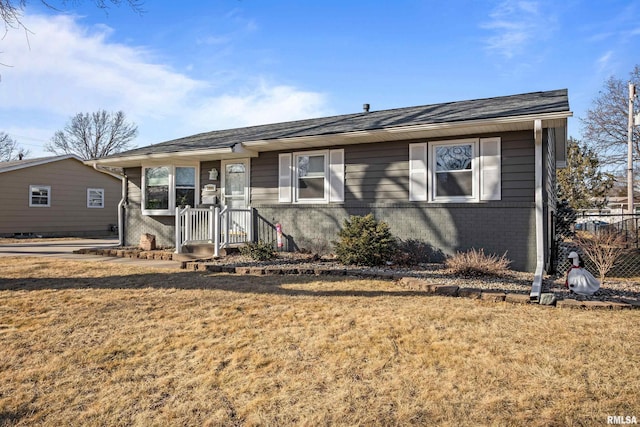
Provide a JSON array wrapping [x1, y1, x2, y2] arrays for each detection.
[[91, 146, 243, 168], [242, 111, 573, 151]]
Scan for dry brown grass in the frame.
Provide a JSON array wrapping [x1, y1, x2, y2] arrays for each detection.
[[1, 256, 639, 426]]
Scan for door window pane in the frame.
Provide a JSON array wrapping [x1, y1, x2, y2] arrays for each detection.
[[225, 163, 246, 196]]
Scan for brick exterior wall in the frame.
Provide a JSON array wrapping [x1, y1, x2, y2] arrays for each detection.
[[253, 202, 537, 271], [123, 202, 537, 271], [124, 207, 175, 249]]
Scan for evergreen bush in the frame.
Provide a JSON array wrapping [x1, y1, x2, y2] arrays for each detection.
[[333, 214, 397, 266]]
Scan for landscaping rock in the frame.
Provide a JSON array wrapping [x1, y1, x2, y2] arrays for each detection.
[[433, 285, 459, 297], [480, 291, 506, 302], [505, 293, 531, 304], [139, 233, 156, 251], [556, 299, 586, 309], [538, 293, 557, 306], [458, 288, 482, 299]]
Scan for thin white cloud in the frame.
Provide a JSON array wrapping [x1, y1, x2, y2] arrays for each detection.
[[481, 0, 548, 59], [0, 13, 329, 153], [187, 81, 330, 131], [597, 51, 614, 73]]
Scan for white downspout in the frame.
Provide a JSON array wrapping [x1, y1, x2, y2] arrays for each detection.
[[117, 176, 126, 247], [530, 119, 544, 301]]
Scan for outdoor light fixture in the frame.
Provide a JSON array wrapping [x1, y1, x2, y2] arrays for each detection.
[[209, 168, 219, 181]]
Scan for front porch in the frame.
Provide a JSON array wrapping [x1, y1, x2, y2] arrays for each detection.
[[175, 206, 254, 258]]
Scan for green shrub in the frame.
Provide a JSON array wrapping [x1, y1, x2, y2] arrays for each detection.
[[445, 248, 511, 278], [333, 214, 397, 266], [240, 240, 276, 261]]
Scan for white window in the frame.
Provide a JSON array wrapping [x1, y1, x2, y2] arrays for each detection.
[[409, 138, 501, 203], [432, 140, 477, 201], [29, 185, 51, 207], [279, 149, 344, 204], [142, 165, 197, 215], [296, 151, 327, 202], [87, 188, 105, 208]]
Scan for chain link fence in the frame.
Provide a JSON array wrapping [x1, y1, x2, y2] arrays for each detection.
[[555, 207, 640, 280]]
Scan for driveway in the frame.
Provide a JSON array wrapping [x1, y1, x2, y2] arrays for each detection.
[[0, 238, 180, 269]]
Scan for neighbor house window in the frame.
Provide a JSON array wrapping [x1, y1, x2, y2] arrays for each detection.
[[87, 188, 105, 208], [409, 138, 501, 203], [29, 185, 51, 207], [278, 149, 344, 204], [142, 165, 197, 215]]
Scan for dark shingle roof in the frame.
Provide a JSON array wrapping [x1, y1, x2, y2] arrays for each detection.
[[105, 89, 569, 159]]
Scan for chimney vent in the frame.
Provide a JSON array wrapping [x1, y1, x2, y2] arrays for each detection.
[[363, 103, 370, 113], [18, 153, 24, 160]]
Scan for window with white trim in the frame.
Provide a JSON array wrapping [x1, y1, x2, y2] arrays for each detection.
[[279, 149, 344, 204], [432, 140, 477, 201], [296, 152, 327, 202], [29, 185, 51, 207], [409, 138, 501, 203], [87, 188, 105, 208], [142, 165, 197, 215]]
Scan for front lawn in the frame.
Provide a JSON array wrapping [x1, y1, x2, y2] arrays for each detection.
[[1, 257, 639, 426]]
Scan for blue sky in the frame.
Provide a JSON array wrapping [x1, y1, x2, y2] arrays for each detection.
[[2, 0, 640, 158]]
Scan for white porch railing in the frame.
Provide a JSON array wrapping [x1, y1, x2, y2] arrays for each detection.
[[175, 206, 253, 257]]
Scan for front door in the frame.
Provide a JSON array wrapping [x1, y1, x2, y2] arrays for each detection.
[[221, 159, 249, 208], [221, 159, 250, 243]]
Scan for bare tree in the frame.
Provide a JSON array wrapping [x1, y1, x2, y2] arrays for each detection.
[[575, 229, 630, 284], [0, 131, 29, 161], [581, 65, 640, 180], [46, 110, 137, 160], [1, 0, 143, 33]]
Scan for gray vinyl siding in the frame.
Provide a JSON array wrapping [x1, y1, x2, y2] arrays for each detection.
[[125, 167, 142, 208], [0, 158, 121, 236], [250, 130, 536, 205]]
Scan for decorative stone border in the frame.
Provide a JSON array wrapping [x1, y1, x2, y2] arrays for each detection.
[[183, 262, 639, 310], [74, 248, 174, 261], [74, 250, 640, 310]]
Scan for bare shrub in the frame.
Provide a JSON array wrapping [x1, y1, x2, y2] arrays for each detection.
[[445, 248, 511, 278], [574, 229, 631, 283], [239, 240, 276, 261]]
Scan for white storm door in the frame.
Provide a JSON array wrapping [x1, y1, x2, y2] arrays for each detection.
[[221, 159, 250, 208]]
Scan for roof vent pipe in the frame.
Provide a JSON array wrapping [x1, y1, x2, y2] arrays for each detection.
[[363, 103, 370, 113]]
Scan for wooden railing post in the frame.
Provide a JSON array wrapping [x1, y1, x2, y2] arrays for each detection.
[[184, 205, 191, 244], [175, 206, 182, 254], [214, 206, 220, 258]]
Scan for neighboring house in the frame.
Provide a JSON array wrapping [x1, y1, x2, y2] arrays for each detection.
[[93, 89, 572, 299], [0, 155, 122, 237]]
